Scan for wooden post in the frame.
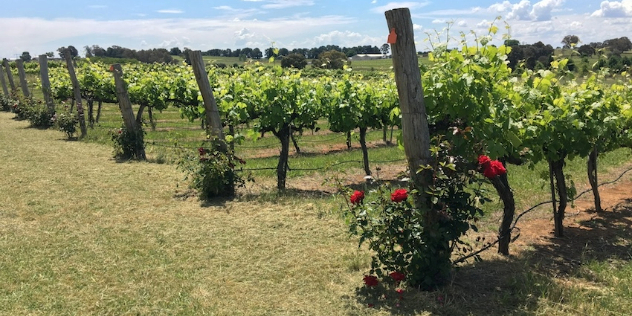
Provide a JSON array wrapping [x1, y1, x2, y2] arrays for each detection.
[[111, 64, 146, 160], [15, 60, 30, 98], [0, 63, 8, 97], [2, 59, 16, 93], [63, 49, 87, 138], [38, 55, 55, 111], [189, 50, 226, 149], [385, 8, 433, 209]]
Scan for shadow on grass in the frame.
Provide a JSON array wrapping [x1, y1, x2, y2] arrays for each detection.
[[349, 202, 632, 315]]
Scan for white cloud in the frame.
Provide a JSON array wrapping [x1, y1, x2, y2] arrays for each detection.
[[531, 0, 564, 21], [413, 24, 422, 30], [0, 15, 357, 56], [432, 19, 446, 24], [457, 20, 468, 27], [308, 30, 383, 47], [262, 0, 314, 9], [487, 0, 564, 21], [371, 1, 431, 13], [157, 9, 184, 14], [372, 0, 377, 3], [591, 0, 632, 17]]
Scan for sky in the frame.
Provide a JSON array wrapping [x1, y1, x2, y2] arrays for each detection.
[[1, 0, 631, 58]]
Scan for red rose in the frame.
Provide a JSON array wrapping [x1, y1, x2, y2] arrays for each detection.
[[117, 130, 122, 134], [363, 275, 379, 287], [483, 160, 507, 178], [109, 65, 114, 72], [396, 288, 404, 294], [350, 190, 364, 205], [478, 155, 491, 165], [390, 271, 406, 282], [391, 189, 408, 203], [198, 147, 205, 156]]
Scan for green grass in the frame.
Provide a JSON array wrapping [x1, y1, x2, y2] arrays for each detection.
[[2, 110, 632, 315]]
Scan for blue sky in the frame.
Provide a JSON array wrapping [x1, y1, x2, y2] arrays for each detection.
[[0, 0, 629, 58]]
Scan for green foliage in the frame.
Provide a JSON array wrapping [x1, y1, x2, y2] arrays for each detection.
[[0, 95, 11, 111], [110, 126, 146, 160], [52, 111, 78, 139], [10, 97, 53, 128], [315, 50, 348, 70], [177, 144, 251, 200], [280, 53, 307, 69], [26, 104, 55, 129], [345, 138, 488, 289]]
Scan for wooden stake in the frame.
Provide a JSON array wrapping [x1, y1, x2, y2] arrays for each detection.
[[385, 8, 432, 209], [0, 62, 8, 97], [189, 50, 226, 149], [15, 60, 30, 98], [111, 64, 146, 160], [2, 59, 16, 93], [63, 49, 87, 138], [38, 55, 55, 111]]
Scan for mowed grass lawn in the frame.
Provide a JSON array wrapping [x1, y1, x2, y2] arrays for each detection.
[[0, 112, 371, 315], [2, 109, 632, 315]]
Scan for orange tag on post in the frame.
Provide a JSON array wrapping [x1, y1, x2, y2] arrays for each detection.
[[387, 28, 397, 44]]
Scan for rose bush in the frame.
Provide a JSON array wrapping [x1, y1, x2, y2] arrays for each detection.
[[178, 143, 252, 200], [346, 138, 489, 289]]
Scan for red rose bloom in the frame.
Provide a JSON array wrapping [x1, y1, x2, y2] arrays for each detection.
[[363, 275, 379, 287], [390, 271, 406, 282], [350, 190, 365, 205], [482, 160, 507, 178], [391, 189, 408, 203], [198, 147, 205, 156], [396, 288, 404, 294], [478, 155, 491, 165]]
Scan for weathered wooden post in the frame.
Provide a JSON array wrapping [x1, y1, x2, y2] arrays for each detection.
[[0, 64, 8, 97], [2, 59, 16, 93], [385, 8, 433, 208], [63, 49, 87, 138], [190, 50, 236, 195], [15, 60, 30, 98], [38, 55, 55, 111], [386, 8, 454, 287], [189, 50, 226, 150], [111, 64, 146, 160]]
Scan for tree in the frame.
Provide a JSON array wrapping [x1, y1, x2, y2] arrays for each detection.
[[278, 48, 289, 56], [603, 37, 632, 55], [577, 44, 596, 57], [45, 52, 54, 58], [169, 47, 182, 55], [58, 46, 79, 58], [84, 46, 93, 58], [380, 43, 390, 56], [315, 50, 348, 70], [561, 35, 580, 49], [90, 45, 106, 57], [504, 39, 520, 46], [265, 47, 278, 58], [252, 48, 263, 59], [19, 51, 31, 62], [280, 53, 307, 69]]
